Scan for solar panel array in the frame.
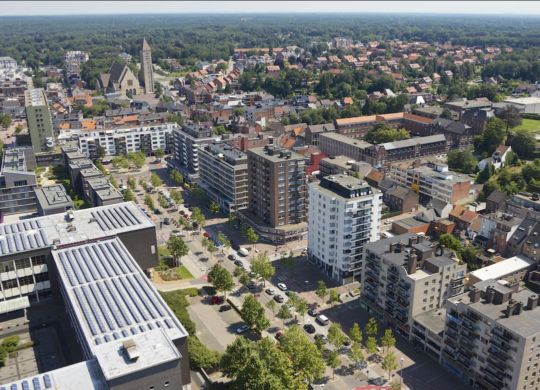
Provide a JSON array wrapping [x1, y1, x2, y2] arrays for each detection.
[[0, 373, 52, 390], [55, 239, 179, 346], [0, 220, 48, 256], [91, 204, 142, 232]]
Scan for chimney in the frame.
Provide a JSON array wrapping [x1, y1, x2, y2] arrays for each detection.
[[527, 295, 538, 310], [407, 252, 418, 275], [485, 287, 495, 304], [408, 236, 417, 247], [468, 287, 481, 303]]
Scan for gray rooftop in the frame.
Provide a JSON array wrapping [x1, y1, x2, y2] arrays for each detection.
[[248, 145, 305, 163], [319, 132, 373, 149], [204, 142, 247, 166], [34, 185, 73, 210], [414, 307, 447, 335], [1, 148, 34, 173], [24, 88, 48, 107], [381, 134, 446, 151]]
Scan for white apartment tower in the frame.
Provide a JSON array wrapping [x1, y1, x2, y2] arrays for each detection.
[[308, 174, 382, 284]]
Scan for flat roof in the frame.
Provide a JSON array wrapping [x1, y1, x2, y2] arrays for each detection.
[[414, 308, 447, 335], [24, 88, 48, 107], [470, 255, 534, 281], [382, 134, 446, 150], [336, 115, 377, 125], [1, 148, 32, 172], [319, 132, 373, 148], [34, 185, 73, 210], [248, 146, 305, 163], [53, 238, 187, 353], [0, 202, 153, 257], [504, 96, 540, 105]]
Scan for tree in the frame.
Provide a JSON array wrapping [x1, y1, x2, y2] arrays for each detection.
[[349, 323, 363, 345], [127, 151, 146, 169], [112, 156, 129, 169], [239, 272, 251, 289], [144, 194, 155, 209], [294, 298, 309, 324], [366, 317, 378, 337], [208, 264, 234, 297], [460, 246, 482, 270], [170, 169, 184, 185], [277, 304, 292, 326], [150, 172, 163, 188], [279, 326, 326, 384], [266, 299, 277, 315], [209, 201, 220, 214], [439, 233, 462, 252], [109, 176, 119, 189], [123, 188, 135, 202], [206, 241, 218, 261], [228, 212, 238, 227], [280, 251, 296, 269], [447, 149, 478, 174], [170, 189, 183, 205], [328, 323, 347, 349], [166, 235, 189, 267], [476, 163, 493, 184], [328, 289, 340, 306], [166, 113, 183, 126], [244, 226, 259, 244], [366, 336, 378, 354], [327, 350, 341, 379], [349, 342, 365, 369], [316, 280, 328, 305], [241, 295, 270, 333], [188, 336, 221, 369], [127, 177, 137, 190], [191, 207, 206, 229], [441, 109, 453, 119], [382, 352, 399, 381], [0, 113, 12, 128], [496, 105, 522, 129], [251, 253, 275, 287], [381, 329, 396, 353], [480, 117, 506, 155], [97, 145, 106, 159], [158, 194, 169, 209], [511, 130, 536, 159], [154, 148, 165, 159], [365, 124, 410, 144]]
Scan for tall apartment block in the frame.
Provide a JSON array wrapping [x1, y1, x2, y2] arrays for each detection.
[[442, 280, 540, 390], [172, 122, 215, 182], [361, 233, 466, 337], [0, 147, 37, 216], [25, 88, 54, 153], [198, 142, 248, 213], [241, 145, 307, 243], [308, 174, 382, 284]]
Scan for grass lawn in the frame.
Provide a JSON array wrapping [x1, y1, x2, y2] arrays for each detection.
[[514, 118, 540, 133], [176, 265, 194, 279]]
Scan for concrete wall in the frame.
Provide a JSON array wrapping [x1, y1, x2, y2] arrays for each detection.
[[108, 358, 183, 390], [118, 227, 159, 270]]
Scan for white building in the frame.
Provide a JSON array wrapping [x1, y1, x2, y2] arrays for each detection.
[[0, 56, 17, 70], [308, 174, 382, 284], [503, 96, 540, 114], [77, 123, 176, 158]]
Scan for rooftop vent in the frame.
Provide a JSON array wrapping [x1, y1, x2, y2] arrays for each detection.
[[122, 339, 140, 361]]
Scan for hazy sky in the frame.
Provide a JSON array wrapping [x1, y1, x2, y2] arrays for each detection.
[[3, 1, 540, 16]]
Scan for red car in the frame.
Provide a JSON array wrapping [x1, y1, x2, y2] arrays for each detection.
[[210, 296, 224, 305]]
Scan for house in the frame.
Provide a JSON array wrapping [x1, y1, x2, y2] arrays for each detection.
[[383, 185, 419, 213], [449, 205, 481, 238], [478, 145, 512, 171], [97, 63, 143, 97], [430, 118, 473, 150], [486, 190, 508, 213]]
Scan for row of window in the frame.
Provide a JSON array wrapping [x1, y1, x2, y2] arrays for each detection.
[[2, 272, 48, 290]]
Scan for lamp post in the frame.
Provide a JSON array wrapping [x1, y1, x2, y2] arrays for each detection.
[[400, 357, 404, 386]]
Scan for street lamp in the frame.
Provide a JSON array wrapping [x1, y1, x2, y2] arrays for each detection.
[[400, 357, 404, 386]]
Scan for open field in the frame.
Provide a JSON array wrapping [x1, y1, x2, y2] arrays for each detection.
[[514, 118, 540, 133]]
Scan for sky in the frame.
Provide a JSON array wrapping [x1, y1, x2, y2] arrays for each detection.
[[3, 1, 540, 16]]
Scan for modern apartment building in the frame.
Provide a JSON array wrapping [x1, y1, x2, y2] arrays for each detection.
[[77, 123, 176, 158], [241, 145, 307, 243], [34, 184, 73, 216], [388, 162, 474, 205], [442, 280, 540, 390], [172, 122, 216, 182], [0, 203, 191, 390], [198, 142, 248, 213], [0, 147, 37, 216], [308, 175, 382, 283], [25, 88, 54, 153], [362, 233, 466, 337]]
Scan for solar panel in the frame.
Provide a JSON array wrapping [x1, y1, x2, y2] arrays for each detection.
[[104, 335, 111, 342], [10, 384, 17, 390], [75, 247, 100, 281], [95, 337, 102, 345], [134, 274, 167, 317], [139, 324, 146, 332], [88, 285, 115, 331], [131, 327, 138, 335], [43, 375, 51, 389], [119, 277, 151, 321], [89, 245, 114, 278], [93, 282, 123, 329], [103, 280, 132, 326], [122, 330, 129, 337], [106, 241, 131, 274], [112, 332, 119, 340], [74, 288, 99, 336], [32, 378, 41, 390], [82, 286, 108, 333], [83, 246, 107, 279], [165, 319, 174, 329], [129, 276, 159, 318], [58, 252, 79, 287], [110, 278, 141, 323], [21, 381, 28, 390]]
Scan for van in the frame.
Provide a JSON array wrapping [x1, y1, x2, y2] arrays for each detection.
[[316, 314, 329, 326], [238, 247, 249, 257]]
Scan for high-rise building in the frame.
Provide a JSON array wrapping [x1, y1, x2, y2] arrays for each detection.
[[308, 174, 382, 284], [172, 122, 216, 182], [25, 88, 54, 153], [241, 145, 307, 243], [0, 147, 37, 216], [140, 38, 154, 94]]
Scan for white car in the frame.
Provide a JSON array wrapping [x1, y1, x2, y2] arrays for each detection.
[[277, 283, 288, 291]]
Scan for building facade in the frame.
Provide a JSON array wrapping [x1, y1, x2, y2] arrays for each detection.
[[172, 122, 216, 182], [0, 148, 37, 216], [308, 175, 382, 284], [25, 88, 54, 153], [140, 38, 155, 94]]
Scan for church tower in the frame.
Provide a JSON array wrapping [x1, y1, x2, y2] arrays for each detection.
[[140, 38, 154, 94]]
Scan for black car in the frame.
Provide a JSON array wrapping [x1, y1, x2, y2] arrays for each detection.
[[219, 305, 232, 312], [234, 260, 244, 268], [228, 254, 236, 261], [232, 242, 240, 251], [371, 377, 386, 386], [163, 217, 171, 225], [274, 295, 284, 303], [154, 208, 162, 215], [307, 308, 318, 317], [303, 324, 316, 334]]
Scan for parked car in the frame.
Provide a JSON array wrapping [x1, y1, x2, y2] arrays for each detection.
[[247, 281, 257, 290], [219, 305, 232, 312], [154, 208, 162, 215], [236, 324, 249, 334], [210, 296, 224, 305], [371, 377, 386, 386], [314, 334, 327, 343], [303, 324, 316, 334], [307, 308, 318, 317], [163, 217, 171, 225], [274, 295, 284, 303], [238, 247, 249, 256], [277, 283, 287, 291], [228, 254, 237, 261], [316, 314, 329, 326], [234, 260, 244, 268], [275, 331, 283, 340], [265, 288, 275, 295]]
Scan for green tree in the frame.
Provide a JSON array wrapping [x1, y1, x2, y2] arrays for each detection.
[[166, 113, 183, 125], [439, 233, 462, 252], [209, 201, 220, 214], [480, 117, 506, 155], [447, 148, 478, 174], [170, 169, 184, 185], [228, 212, 238, 227], [366, 317, 379, 337], [441, 109, 453, 119], [327, 349, 341, 379], [208, 264, 234, 297], [191, 207, 206, 229], [349, 342, 365, 368], [158, 194, 169, 209], [144, 194, 155, 209], [150, 172, 163, 188], [241, 295, 270, 333], [316, 280, 328, 305], [217, 232, 231, 249], [511, 130, 536, 159], [381, 329, 396, 353], [154, 148, 165, 159], [112, 156, 129, 169], [251, 253, 275, 287], [328, 289, 340, 306], [349, 323, 363, 345], [277, 304, 292, 326], [365, 124, 410, 144], [476, 163, 494, 184], [244, 226, 259, 244], [123, 188, 135, 202], [328, 323, 347, 349], [294, 297, 309, 324], [97, 145, 106, 159], [206, 241, 218, 261], [127, 177, 137, 190], [280, 251, 296, 270], [0, 114, 12, 128], [460, 246, 481, 270], [266, 299, 277, 315], [279, 326, 326, 384], [167, 235, 189, 267], [382, 352, 399, 381], [188, 336, 221, 369], [127, 151, 146, 169], [239, 272, 251, 289], [366, 336, 378, 354], [109, 176, 119, 189], [170, 189, 183, 205]]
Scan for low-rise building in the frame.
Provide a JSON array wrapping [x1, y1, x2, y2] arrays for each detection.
[[308, 175, 382, 283], [0, 147, 37, 216], [383, 185, 419, 213], [468, 255, 535, 285], [34, 184, 73, 216]]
